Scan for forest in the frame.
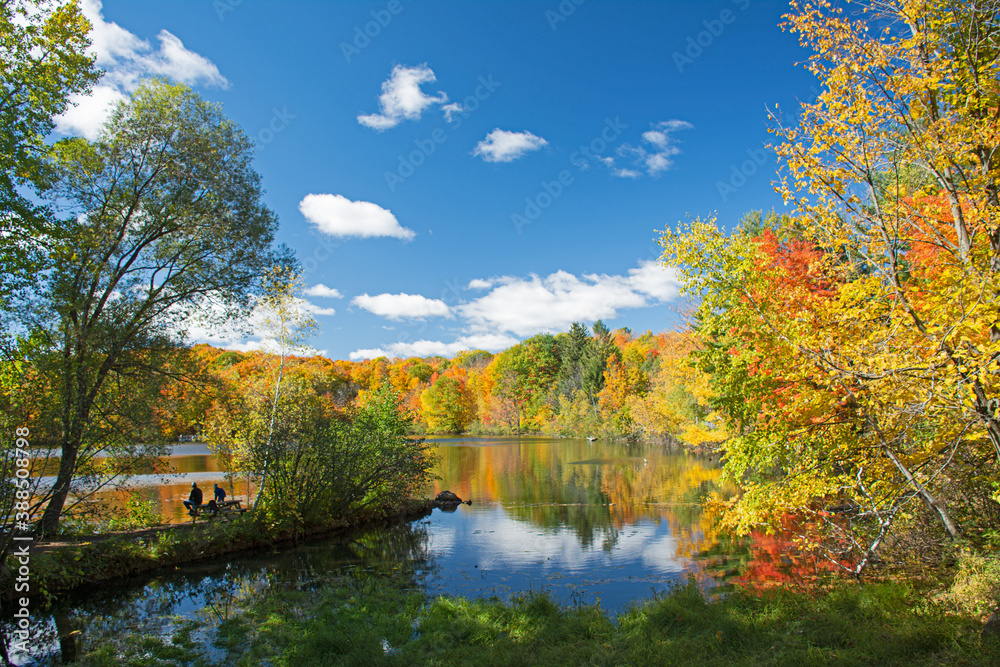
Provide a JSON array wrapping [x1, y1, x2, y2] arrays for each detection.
[[152, 322, 721, 444]]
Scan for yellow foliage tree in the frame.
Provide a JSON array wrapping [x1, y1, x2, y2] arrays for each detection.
[[662, 0, 1000, 573]]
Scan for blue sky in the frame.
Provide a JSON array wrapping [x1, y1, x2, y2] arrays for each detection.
[[61, 0, 817, 361]]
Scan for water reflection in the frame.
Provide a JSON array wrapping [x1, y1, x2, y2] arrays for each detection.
[[6, 524, 432, 666], [94, 437, 742, 601], [83, 444, 245, 524], [6, 437, 755, 665], [422, 436, 739, 609]]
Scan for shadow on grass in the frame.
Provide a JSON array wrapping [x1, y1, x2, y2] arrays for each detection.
[[67, 577, 1000, 666]]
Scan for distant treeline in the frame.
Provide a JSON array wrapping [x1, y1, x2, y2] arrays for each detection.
[[156, 321, 725, 446]]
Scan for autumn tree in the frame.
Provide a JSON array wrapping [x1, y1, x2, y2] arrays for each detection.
[[486, 334, 560, 433], [662, 0, 1000, 574], [151, 346, 219, 439], [616, 331, 723, 445], [597, 329, 658, 438], [421, 371, 476, 433], [774, 0, 1000, 457]]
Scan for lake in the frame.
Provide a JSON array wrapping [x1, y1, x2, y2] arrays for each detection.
[[8, 436, 757, 665]]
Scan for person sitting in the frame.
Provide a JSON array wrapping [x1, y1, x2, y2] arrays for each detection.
[[213, 483, 226, 504], [183, 482, 203, 515]]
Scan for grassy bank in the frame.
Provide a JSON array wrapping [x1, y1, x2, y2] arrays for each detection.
[[1, 501, 433, 605], [72, 575, 999, 666]]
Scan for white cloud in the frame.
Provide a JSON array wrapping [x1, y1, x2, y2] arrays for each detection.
[[460, 270, 645, 336], [473, 129, 548, 163], [458, 262, 680, 337], [55, 85, 127, 140], [303, 302, 337, 316], [641, 129, 670, 149], [458, 332, 520, 351], [613, 168, 641, 179], [343, 261, 679, 361], [348, 261, 680, 359], [56, 0, 229, 139], [656, 119, 695, 133], [604, 119, 693, 178], [442, 102, 465, 123], [145, 30, 229, 87], [644, 152, 674, 174], [349, 333, 517, 361], [627, 260, 681, 301], [304, 284, 344, 299], [80, 0, 228, 90], [357, 64, 448, 131], [299, 194, 415, 240], [178, 292, 333, 357], [352, 293, 451, 320]]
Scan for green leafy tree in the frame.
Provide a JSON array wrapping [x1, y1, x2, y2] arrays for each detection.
[[250, 385, 434, 528], [0, 0, 99, 304], [27, 79, 288, 534], [554, 322, 590, 399], [581, 320, 617, 413]]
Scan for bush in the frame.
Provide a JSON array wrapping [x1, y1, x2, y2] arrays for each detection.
[[255, 386, 435, 527], [105, 493, 163, 531], [947, 554, 1000, 618]]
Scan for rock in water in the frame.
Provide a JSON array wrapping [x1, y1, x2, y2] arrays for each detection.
[[435, 490, 462, 503]]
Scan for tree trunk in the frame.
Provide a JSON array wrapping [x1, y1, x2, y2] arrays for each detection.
[[38, 437, 79, 536], [882, 445, 960, 539]]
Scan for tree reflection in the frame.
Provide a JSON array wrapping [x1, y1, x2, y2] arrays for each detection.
[[4, 523, 433, 665], [430, 438, 732, 564]]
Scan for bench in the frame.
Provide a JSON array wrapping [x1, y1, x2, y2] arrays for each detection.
[[188, 499, 246, 521]]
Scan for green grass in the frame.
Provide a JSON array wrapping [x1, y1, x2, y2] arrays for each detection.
[[403, 582, 997, 666], [3, 518, 271, 602], [69, 575, 999, 666], [14, 514, 999, 665]]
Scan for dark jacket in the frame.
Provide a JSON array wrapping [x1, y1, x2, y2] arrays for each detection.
[[189, 486, 203, 506]]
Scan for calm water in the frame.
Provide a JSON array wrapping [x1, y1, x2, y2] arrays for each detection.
[[9, 436, 752, 665], [421, 436, 733, 607]]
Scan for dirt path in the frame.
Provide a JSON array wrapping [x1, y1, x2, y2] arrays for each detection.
[[32, 521, 204, 554]]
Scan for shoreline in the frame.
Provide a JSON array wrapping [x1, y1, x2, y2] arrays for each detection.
[[1, 499, 435, 607]]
